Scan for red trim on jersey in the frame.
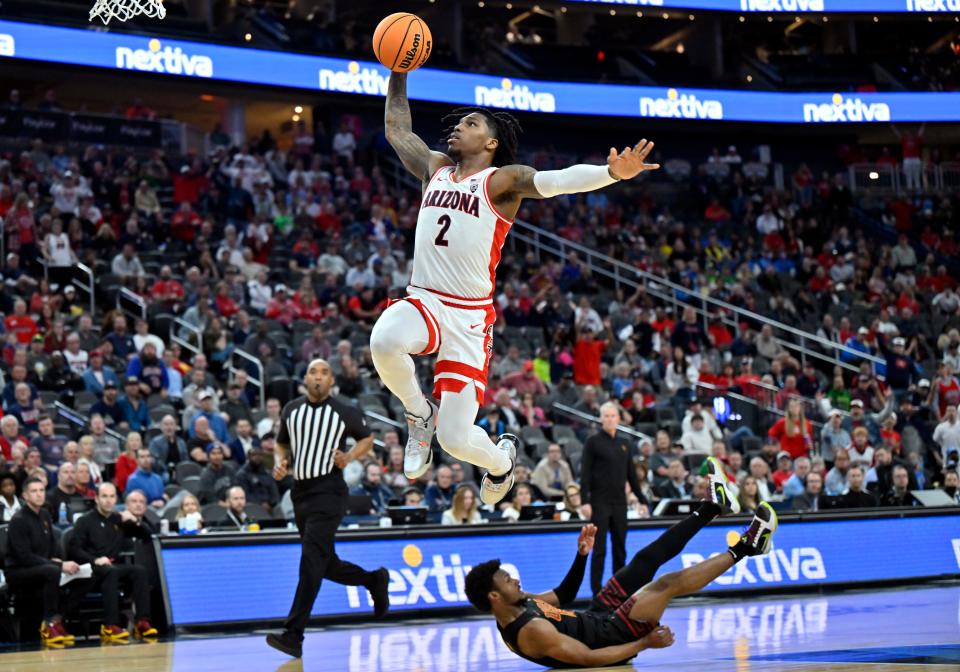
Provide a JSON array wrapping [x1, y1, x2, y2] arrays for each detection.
[[482, 168, 516, 223], [427, 164, 452, 185], [412, 284, 493, 305], [432, 378, 484, 404], [388, 297, 441, 355], [435, 360, 488, 385]]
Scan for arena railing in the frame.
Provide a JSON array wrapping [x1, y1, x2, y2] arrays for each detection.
[[508, 220, 885, 377], [53, 400, 126, 444], [170, 317, 203, 360], [117, 286, 148, 323], [550, 402, 652, 444], [74, 262, 96, 319], [229, 348, 265, 412]]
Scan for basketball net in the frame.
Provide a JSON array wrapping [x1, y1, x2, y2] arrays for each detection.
[[89, 0, 166, 24]]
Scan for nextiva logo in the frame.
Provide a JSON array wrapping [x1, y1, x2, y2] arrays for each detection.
[[116, 38, 213, 77], [475, 78, 557, 113], [682, 535, 826, 586], [802, 93, 891, 123], [318, 61, 389, 96], [687, 600, 828, 643], [906, 0, 960, 10], [639, 88, 723, 120], [346, 544, 519, 608], [740, 0, 824, 10], [0, 33, 14, 57]]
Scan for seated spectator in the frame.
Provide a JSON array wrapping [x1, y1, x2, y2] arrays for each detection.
[[198, 444, 236, 504], [771, 451, 794, 493], [88, 414, 121, 468], [217, 486, 255, 530], [517, 391, 550, 429], [123, 490, 159, 537], [477, 407, 505, 439], [1, 415, 28, 460], [441, 484, 482, 525], [82, 349, 121, 395], [500, 483, 535, 522], [847, 427, 875, 469], [124, 448, 166, 508], [880, 465, 919, 507], [655, 459, 691, 499], [401, 486, 424, 507], [820, 409, 850, 466], [382, 445, 412, 490], [837, 466, 877, 508], [9, 383, 41, 435], [942, 469, 960, 504], [512, 463, 546, 502], [531, 443, 574, 499], [114, 432, 144, 494], [791, 471, 826, 512], [236, 446, 279, 514], [933, 405, 960, 469], [31, 416, 68, 480], [228, 418, 259, 466], [349, 463, 395, 514], [559, 483, 586, 521], [75, 462, 96, 500], [176, 493, 204, 533], [782, 456, 812, 498], [68, 482, 157, 641], [501, 361, 548, 397], [4, 477, 82, 645], [149, 415, 187, 482], [679, 413, 713, 455], [223, 383, 254, 428], [90, 383, 125, 428], [118, 376, 150, 432], [189, 391, 229, 444], [825, 448, 852, 496], [424, 464, 455, 512], [77, 436, 104, 485], [1, 471, 23, 521], [738, 475, 762, 514], [748, 457, 774, 500], [126, 343, 168, 398], [45, 462, 87, 519]]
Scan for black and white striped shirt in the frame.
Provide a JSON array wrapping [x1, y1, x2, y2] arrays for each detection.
[[276, 396, 370, 481]]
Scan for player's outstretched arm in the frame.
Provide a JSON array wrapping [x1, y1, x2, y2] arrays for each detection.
[[385, 72, 452, 188], [532, 524, 596, 607], [488, 139, 660, 202], [519, 619, 673, 666]]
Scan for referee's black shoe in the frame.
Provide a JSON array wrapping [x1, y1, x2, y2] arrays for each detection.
[[371, 567, 390, 618], [266, 631, 303, 658]]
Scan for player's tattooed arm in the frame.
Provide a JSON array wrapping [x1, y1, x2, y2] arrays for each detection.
[[385, 73, 452, 188], [488, 164, 542, 200]]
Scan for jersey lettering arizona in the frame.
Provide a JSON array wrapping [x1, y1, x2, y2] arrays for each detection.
[[411, 166, 512, 300]]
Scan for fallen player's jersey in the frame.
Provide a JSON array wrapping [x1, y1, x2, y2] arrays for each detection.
[[497, 597, 653, 669]]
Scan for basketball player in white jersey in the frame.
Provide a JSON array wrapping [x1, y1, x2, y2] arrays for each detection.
[[371, 72, 659, 505]]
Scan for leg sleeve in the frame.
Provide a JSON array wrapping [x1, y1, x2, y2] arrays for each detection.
[[370, 299, 433, 419], [436, 386, 511, 474]]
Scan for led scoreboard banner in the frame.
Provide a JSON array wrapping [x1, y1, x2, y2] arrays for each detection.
[[1, 20, 960, 124]]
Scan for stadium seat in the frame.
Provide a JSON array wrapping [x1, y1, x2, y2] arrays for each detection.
[[175, 461, 202, 482]]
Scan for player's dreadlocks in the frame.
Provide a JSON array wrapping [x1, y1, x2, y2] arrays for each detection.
[[441, 107, 522, 167]]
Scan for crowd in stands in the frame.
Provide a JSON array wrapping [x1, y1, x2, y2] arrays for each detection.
[[0, 87, 958, 545]]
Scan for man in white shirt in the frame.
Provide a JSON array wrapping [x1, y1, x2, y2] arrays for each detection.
[[332, 122, 356, 162], [933, 405, 960, 468], [247, 269, 272, 314], [62, 332, 88, 375], [50, 171, 91, 215], [755, 204, 781, 235], [111, 243, 145, 279], [680, 414, 714, 455]]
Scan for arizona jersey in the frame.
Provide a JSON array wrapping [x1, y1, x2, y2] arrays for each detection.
[[411, 166, 512, 300]]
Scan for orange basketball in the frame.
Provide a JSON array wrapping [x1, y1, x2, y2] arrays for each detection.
[[372, 12, 432, 73]]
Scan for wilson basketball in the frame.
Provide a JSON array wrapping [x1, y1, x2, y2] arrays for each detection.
[[372, 12, 432, 73]]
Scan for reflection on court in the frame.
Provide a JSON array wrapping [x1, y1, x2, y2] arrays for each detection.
[[1, 584, 958, 671]]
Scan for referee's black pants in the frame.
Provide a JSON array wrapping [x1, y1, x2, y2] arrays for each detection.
[[589, 502, 628, 595], [284, 479, 375, 637]]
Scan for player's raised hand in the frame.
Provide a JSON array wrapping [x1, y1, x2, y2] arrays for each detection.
[[607, 139, 660, 180], [643, 626, 676, 649], [577, 524, 597, 555]]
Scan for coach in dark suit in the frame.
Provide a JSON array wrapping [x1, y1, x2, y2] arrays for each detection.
[[265, 359, 389, 659], [579, 402, 646, 594]]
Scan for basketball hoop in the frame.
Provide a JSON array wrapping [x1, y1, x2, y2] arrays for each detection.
[[89, 0, 165, 24]]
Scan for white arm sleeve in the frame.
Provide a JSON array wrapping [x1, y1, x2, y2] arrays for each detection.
[[532, 164, 618, 198]]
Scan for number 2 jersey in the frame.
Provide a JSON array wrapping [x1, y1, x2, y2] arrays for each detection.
[[411, 165, 512, 301]]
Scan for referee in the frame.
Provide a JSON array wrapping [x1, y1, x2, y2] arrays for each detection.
[[266, 358, 389, 659]]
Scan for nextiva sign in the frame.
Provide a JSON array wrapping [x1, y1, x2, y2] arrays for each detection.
[[561, 1, 958, 11], [160, 514, 960, 625], [3, 19, 960, 124]]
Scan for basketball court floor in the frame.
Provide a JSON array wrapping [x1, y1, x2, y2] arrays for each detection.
[[2, 583, 958, 671]]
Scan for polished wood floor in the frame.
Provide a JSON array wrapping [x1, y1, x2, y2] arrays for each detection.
[[1, 585, 958, 671]]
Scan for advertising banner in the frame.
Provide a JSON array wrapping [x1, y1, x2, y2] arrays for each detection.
[[561, 1, 960, 13], [160, 513, 960, 626], [1, 20, 959, 123]]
